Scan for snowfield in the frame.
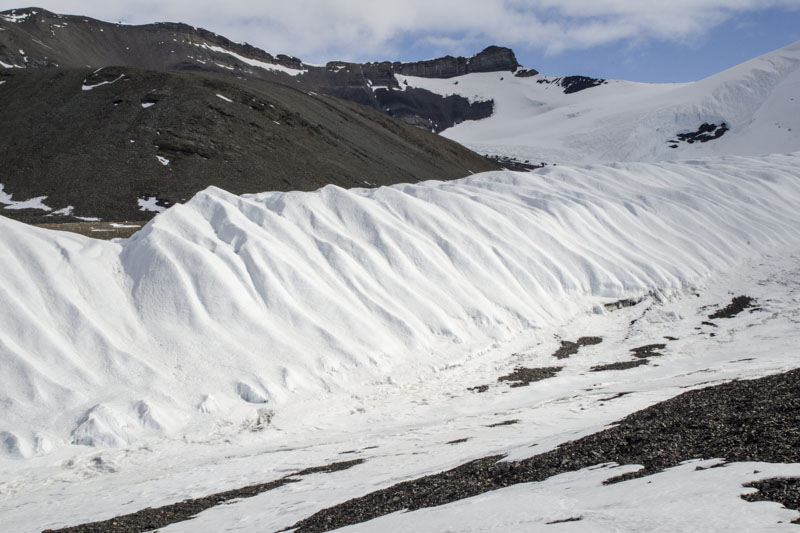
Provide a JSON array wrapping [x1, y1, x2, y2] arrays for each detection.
[[398, 41, 800, 164]]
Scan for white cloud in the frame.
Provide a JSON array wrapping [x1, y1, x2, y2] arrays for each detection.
[[3, 1, 800, 61]]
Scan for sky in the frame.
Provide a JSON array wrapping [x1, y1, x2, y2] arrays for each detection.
[[2, 1, 800, 82]]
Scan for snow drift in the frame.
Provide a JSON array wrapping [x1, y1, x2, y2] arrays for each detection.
[[398, 41, 800, 164], [2, 153, 800, 458]]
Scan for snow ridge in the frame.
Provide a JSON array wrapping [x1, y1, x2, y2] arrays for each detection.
[[2, 153, 800, 458]]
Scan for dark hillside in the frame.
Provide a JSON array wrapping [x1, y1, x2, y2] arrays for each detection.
[[0, 7, 517, 131], [0, 66, 498, 222]]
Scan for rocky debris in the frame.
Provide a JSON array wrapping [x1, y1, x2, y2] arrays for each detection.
[[514, 68, 539, 78], [447, 438, 470, 445], [43, 459, 366, 533], [709, 296, 756, 320], [486, 419, 520, 428], [537, 75, 607, 94], [498, 366, 563, 387], [287, 368, 800, 533], [591, 341, 668, 371], [485, 154, 547, 171], [591, 359, 649, 372], [43, 478, 298, 533], [604, 296, 645, 311], [33, 221, 145, 240], [599, 392, 632, 402], [552, 337, 603, 359], [294, 460, 365, 477], [468, 385, 490, 393], [630, 344, 666, 359], [742, 478, 800, 523], [667, 123, 729, 148], [547, 516, 583, 524]]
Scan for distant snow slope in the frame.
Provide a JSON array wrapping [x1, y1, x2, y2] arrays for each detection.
[[398, 41, 800, 164], [2, 153, 800, 459]]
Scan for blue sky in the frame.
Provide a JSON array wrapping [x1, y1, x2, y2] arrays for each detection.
[[2, 1, 800, 82], [520, 7, 800, 81]]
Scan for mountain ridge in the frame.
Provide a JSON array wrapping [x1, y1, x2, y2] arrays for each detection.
[[0, 7, 527, 131]]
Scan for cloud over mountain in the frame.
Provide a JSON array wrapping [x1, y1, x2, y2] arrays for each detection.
[[12, 0, 800, 62]]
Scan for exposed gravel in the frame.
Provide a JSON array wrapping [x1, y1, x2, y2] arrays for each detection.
[[742, 477, 800, 523], [590, 359, 649, 372], [552, 337, 603, 359], [630, 344, 666, 359], [709, 296, 756, 319], [603, 297, 644, 311], [43, 478, 298, 533], [497, 366, 563, 387], [590, 341, 664, 371], [34, 221, 147, 240], [546, 516, 583, 524], [294, 459, 365, 477], [288, 368, 800, 532], [42, 460, 364, 533], [486, 419, 520, 428]]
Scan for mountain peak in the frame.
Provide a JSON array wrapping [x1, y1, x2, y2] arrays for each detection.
[[396, 45, 523, 79]]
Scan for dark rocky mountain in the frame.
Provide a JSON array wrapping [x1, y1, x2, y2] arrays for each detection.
[[0, 7, 531, 132], [0, 66, 498, 223], [0, 7, 503, 223]]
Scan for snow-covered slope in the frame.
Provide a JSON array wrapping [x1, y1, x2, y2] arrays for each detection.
[[2, 152, 800, 460], [398, 41, 800, 164]]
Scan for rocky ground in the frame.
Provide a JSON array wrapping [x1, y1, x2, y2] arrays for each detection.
[[0, 67, 498, 223], [44, 367, 800, 533]]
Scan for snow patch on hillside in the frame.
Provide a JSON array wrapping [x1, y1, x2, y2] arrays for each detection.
[[198, 43, 307, 76], [0, 184, 52, 211], [2, 153, 800, 459], [0, 10, 36, 23]]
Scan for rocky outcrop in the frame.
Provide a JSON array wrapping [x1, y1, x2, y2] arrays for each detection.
[[536, 75, 607, 94], [395, 46, 520, 79], [666, 123, 729, 148]]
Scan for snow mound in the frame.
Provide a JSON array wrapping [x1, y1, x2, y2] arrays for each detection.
[[2, 153, 800, 458], [399, 41, 800, 164]]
